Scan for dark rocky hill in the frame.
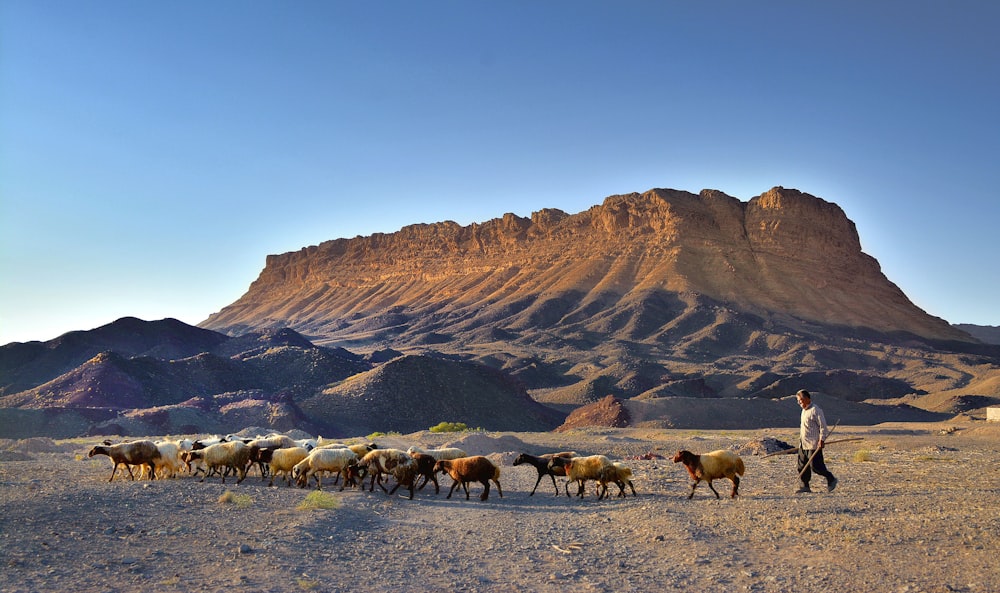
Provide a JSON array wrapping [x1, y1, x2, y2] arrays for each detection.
[[298, 355, 564, 436]]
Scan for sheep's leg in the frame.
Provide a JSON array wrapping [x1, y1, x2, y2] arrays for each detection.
[[576, 480, 586, 498], [688, 480, 699, 499], [147, 462, 157, 480], [463, 480, 471, 500], [564, 481, 572, 497], [480, 480, 490, 501], [446, 479, 460, 499], [125, 463, 136, 481], [108, 462, 120, 482], [626, 480, 636, 497], [528, 474, 544, 496], [730, 476, 740, 498], [547, 473, 560, 496], [494, 478, 503, 498], [707, 480, 720, 499]]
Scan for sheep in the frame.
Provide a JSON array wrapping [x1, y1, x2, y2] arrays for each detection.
[[548, 454, 614, 498], [88, 440, 161, 482], [316, 442, 376, 456], [408, 451, 440, 494], [150, 440, 183, 479], [294, 438, 318, 451], [512, 451, 577, 496], [292, 447, 359, 490], [672, 449, 745, 499], [259, 446, 310, 487], [357, 448, 411, 493], [385, 457, 420, 500], [433, 456, 503, 501], [185, 441, 252, 484], [406, 445, 467, 461], [597, 461, 637, 499]]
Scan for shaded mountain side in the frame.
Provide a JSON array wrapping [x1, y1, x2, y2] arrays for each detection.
[[0, 317, 229, 396], [0, 345, 370, 412], [954, 324, 1000, 345], [0, 320, 371, 403], [557, 393, 949, 431], [297, 355, 565, 437]]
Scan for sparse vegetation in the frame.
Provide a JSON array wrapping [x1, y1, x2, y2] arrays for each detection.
[[217, 490, 253, 508], [429, 421, 468, 433], [852, 449, 874, 462], [366, 430, 401, 439], [296, 577, 319, 590], [297, 490, 340, 510]]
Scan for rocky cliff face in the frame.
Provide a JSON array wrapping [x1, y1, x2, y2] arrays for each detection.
[[204, 187, 964, 343], [201, 187, 999, 413]]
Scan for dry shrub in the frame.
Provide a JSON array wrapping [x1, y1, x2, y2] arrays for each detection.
[[852, 449, 874, 462], [297, 490, 340, 510], [218, 490, 253, 508]]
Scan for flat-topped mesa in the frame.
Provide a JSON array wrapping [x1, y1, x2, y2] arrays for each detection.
[[202, 186, 968, 343]]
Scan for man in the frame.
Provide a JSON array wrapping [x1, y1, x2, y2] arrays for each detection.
[[795, 389, 837, 493]]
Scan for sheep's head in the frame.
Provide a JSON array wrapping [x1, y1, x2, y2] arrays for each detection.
[[672, 450, 693, 464]]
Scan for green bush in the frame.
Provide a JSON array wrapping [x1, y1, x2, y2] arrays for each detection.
[[429, 421, 468, 433]]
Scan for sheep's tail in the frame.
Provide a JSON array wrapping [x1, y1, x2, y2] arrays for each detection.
[[734, 456, 745, 476]]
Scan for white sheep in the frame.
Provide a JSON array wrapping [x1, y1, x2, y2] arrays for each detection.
[[150, 440, 183, 479], [292, 447, 358, 490], [88, 440, 161, 482], [406, 445, 467, 461], [548, 454, 614, 498], [672, 449, 745, 499]]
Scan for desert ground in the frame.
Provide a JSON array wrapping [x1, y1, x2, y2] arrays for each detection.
[[1, 421, 998, 593]]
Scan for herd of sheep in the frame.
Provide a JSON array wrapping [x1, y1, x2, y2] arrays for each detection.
[[86, 433, 748, 501]]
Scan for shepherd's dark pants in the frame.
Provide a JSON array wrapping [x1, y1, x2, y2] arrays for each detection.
[[797, 446, 835, 487]]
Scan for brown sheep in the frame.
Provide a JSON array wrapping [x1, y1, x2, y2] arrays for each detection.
[[88, 440, 161, 482], [434, 456, 503, 501]]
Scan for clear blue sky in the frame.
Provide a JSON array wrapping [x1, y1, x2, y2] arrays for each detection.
[[2, 2, 998, 345]]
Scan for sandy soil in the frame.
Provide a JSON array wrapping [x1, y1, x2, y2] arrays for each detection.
[[1, 421, 998, 593]]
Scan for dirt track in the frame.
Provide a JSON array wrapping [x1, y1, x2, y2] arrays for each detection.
[[1, 422, 998, 593]]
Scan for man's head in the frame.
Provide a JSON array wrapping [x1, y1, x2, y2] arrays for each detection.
[[796, 389, 811, 410]]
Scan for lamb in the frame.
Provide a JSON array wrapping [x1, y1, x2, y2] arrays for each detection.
[[597, 461, 637, 499], [547, 454, 614, 498], [408, 451, 440, 494], [259, 446, 310, 487], [292, 447, 358, 490], [88, 440, 161, 482], [185, 441, 252, 484], [672, 449, 745, 499], [406, 445, 467, 461], [433, 456, 503, 501], [385, 457, 420, 500], [512, 451, 577, 496], [357, 448, 411, 493]]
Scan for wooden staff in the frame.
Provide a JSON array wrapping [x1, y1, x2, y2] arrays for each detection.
[[761, 437, 864, 458], [797, 420, 839, 480]]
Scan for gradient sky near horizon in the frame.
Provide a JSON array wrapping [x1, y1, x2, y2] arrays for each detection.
[[2, 2, 998, 345]]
